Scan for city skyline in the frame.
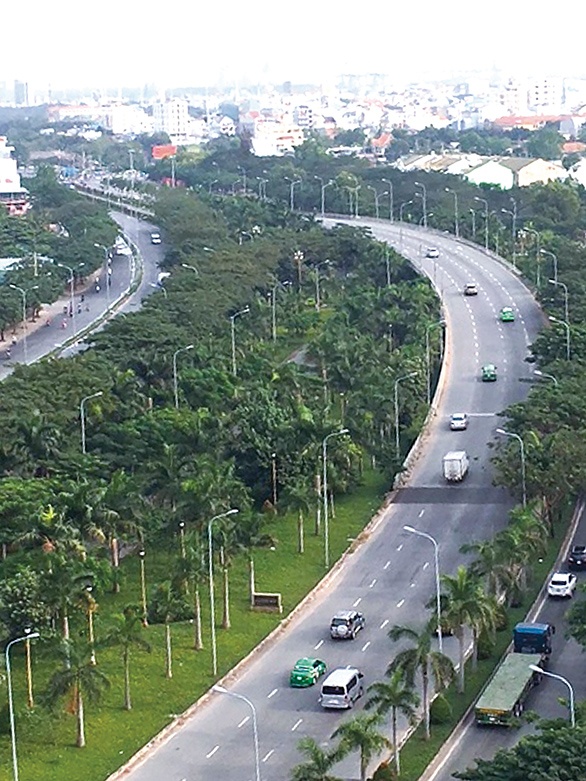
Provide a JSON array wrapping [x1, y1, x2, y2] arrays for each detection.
[[5, 0, 586, 93]]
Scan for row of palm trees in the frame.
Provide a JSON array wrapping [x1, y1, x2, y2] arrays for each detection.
[[290, 502, 551, 779]]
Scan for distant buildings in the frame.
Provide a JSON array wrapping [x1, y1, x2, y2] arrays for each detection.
[[152, 99, 189, 142], [0, 137, 30, 215]]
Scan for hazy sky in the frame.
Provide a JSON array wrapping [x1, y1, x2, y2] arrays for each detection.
[[6, 0, 586, 90]]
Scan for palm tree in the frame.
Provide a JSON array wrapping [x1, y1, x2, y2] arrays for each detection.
[[173, 531, 206, 650], [215, 520, 246, 630], [150, 581, 184, 678], [440, 566, 499, 691], [44, 639, 110, 747], [103, 605, 151, 710], [331, 713, 390, 781], [388, 617, 454, 740], [366, 668, 420, 774], [290, 736, 341, 781], [281, 481, 313, 553]]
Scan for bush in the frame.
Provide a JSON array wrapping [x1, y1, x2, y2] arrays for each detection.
[[477, 629, 496, 659], [430, 693, 452, 724], [371, 760, 397, 781]]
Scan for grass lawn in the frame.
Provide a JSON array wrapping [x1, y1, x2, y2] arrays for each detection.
[[392, 501, 574, 781], [2, 469, 389, 781]]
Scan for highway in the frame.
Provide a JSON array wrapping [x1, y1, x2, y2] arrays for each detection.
[[118, 219, 545, 781]]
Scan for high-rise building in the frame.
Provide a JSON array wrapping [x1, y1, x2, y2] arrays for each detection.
[[13, 80, 28, 106], [0, 137, 30, 215], [152, 99, 189, 140]]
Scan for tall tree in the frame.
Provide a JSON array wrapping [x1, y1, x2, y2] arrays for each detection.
[[331, 713, 390, 781], [103, 605, 151, 710], [290, 736, 341, 781]]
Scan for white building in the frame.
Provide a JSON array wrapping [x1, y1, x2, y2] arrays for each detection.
[[0, 137, 29, 215], [107, 105, 153, 136], [152, 99, 189, 142]]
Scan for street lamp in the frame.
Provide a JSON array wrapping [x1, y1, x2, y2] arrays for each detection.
[[469, 208, 477, 239], [237, 166, 247, 194], [496, 428, 526, 507], [314, 176, 334, 218], [173, 344, 194, 409], [540, 249, 558, 284], [382, 178, 394, 221], [524, 228, 541, 288], [501, 208, 516, 268], [548, 278, 569, 324], [57, 262, 81, 333], [270, 280, 291, 341], [208, 509, 239, 675], [323, 429, 349, 570], [415, 181, 427, 228], [426, 321, 445, 404], [271, 452, 278, 507], [209, 179, 219, 195], [94, 243, 111, 308], [9, 284, 38, 365], [6, 631, 40, 781], [80, 391, 103, 454], [403, 526, 442, 652], [367, 186, 387, 219], [230, 307, 250, 377], [314, 259, 330, 311], [474, 196, 489, 250], [395, 372, 418, 459], [534, 369, 558, 387], [445, 188, 459, 238], [384, 247, 391, 287], [212, 686, 261, 781], [549, 315, 571, 360], [138, 549, 148, 626], [285, 178, 302, 211], [257, 177, 268, 200], [399, 200, 413, 222], [529, 666, 575, 727]]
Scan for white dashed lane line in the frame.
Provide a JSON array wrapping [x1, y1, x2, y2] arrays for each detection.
[[423, 561, 430, 570], [397, 599, 405, 608], [383, 560, 390, 570], [292, 719, 303, 731], [238, 716, 249, 728], [369, 579, 377, 588], [380, 619, 389, 630], [206, 746, 220, 759], [397, 544, 403, 552], [262, 750, 274, 763], [267, 688, 278, 699], [418, 509, 425, 517], [362, 641, 371, 652], [353, 597, 362, 607], [314, 639, 324, 651]]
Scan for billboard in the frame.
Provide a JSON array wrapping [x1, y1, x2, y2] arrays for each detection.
[[152, 144, 177, 160]]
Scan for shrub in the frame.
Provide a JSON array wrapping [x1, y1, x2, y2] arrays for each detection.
[[430, 693, 452, 724]]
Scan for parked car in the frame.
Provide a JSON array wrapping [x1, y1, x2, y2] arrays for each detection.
[[481, 364, 497, 382], [426, 247, 439, 258], [568, 545, 586, 570], [330, 610, 365, 640], [547, 572, 577, 599], [464, 283, 478, 296], [500, 306, 515, 322], [290, 657, 327, 687], [450, 412, 469, 430]]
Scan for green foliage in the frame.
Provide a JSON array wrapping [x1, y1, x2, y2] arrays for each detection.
[[429, 694, 452, 725], [0, 566, 50, 638]]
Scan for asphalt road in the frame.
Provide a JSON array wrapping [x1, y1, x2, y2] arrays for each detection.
[[120, 221, 545, 781]]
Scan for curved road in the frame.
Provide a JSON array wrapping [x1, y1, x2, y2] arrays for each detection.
[[119, 220, 544, 781]]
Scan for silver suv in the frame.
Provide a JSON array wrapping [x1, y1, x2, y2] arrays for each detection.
[[330, 610, 365, 640]]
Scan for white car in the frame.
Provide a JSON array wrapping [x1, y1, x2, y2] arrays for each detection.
[[547, 572, 577, 598], [426, 247, 439, 258], [450, 413, 469, 431]]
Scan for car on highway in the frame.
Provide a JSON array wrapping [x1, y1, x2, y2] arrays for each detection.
[[150, 232, 162, 245], [464, 283, 478, 296], [568, 545, 586, 570], [500, 306, 515, 322], [547, 572, 577, 598], [290, 657, 327, 687], [450, 412, 469, 430], [330, 610, 365, 639], [426, 247, 439, 258], [481, 363, 497, 382]]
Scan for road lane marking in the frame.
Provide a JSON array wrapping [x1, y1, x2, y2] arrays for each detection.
[[238, 716, 249, 728], [397, 544, 403, 552], [262, 750, 274, 762], [362, 641, 371, 651], [397, 599, 405, 608], [314, 639, 324, 650], [418, 509, 425, 517], [423, 561, 430, 570], [383, 560, 390, 570], [267, 688, 278, 698], [410, 582, 416, 587], [353, 598, 362, 607], [206, 746, 220, 758], [369, 578, 377, 588], [292, 719, 303, 731], [380, 619, 389, 630]]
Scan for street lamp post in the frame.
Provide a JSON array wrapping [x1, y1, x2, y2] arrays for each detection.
[[173, 344, 194, 409], [9, 284, 38, 365], [256, 177, 268, 200], [57, 262, 80, 333], [209, 179, 219, 195], [524, 228, 541, 288], [314, 259, 330, 311], [352, 186, 361, 218], [138, 549, 148, 626], [540, 249, 558, 284], [549, 315, 571, 360], [382, 178, 394, 221], [237, 166, 247, 194], [367, 186, 385, 219], [534, 369, 558, 386], [323, 429, 348, 570], [384, 247, 391, 287], [394, 372, 418, 459], [212, 686, 261, 781], [496, 428, 526, 507], [80, 391, 103, 454], [399, 200, 413, 222], [271, 452, 278, 507], [94, 243, 111, 308], [549, 278, 569, 324], [403, 526, 442, 652], [230, 307, 250, 377], [208, 509, 239, 675], [474, 196, 489, 250], [469, 208, 477, 239], [529, 666, 575, 727], [501, 208, 517, 268], [445, 188, 459, 238], [6, 631, 40, 781], [510, 195, 518, 265], [270, 280, 291, 342], [415, 181, 427, 228], [286, 178, 302, 211]]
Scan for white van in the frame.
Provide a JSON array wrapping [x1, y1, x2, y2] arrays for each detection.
[[319, 667, 364, 709]]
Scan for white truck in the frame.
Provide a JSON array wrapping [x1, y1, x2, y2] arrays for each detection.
[[443, 450, 469, 481]]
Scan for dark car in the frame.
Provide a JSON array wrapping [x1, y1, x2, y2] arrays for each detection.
[[330, 610, 365, 640], [568, 545, 586, 570]]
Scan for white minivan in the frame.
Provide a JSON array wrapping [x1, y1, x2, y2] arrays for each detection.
[[319, 667, 364, 709]]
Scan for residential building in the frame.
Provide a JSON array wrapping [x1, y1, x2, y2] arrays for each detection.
[[152, 99, 189, 141], [0, 137, 30, 215], [465, 157, 568, 189]]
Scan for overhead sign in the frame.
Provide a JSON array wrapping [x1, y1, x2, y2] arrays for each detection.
[[152, 144, 177, 160]]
